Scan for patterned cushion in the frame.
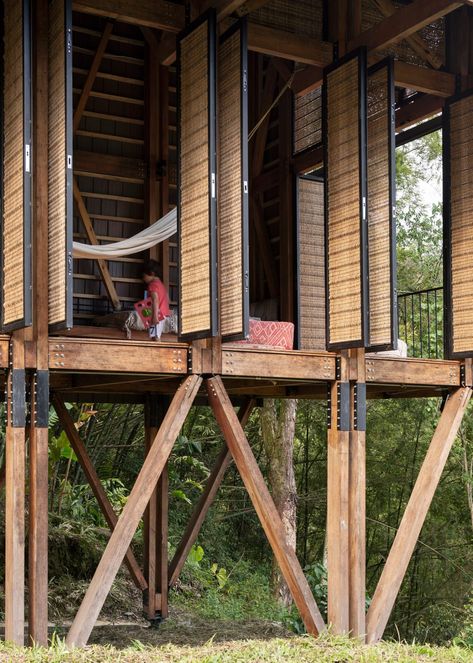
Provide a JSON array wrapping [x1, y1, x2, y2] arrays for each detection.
[[234, 320, 294, 350]]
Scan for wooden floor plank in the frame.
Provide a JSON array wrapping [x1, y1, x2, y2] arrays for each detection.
[[66, 375, 201, 647], [206, 376, 325, 636]]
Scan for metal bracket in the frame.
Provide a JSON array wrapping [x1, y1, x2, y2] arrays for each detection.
[[34, 370, 50, 428], [354, 382, 366, 431], [337, 381, 350, 431], [326, 383, 331, 429], [460, 364, 466, 387], [11, 369, 26, 428], [335, 356, 341, 381]]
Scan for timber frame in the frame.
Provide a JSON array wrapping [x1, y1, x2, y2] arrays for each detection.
[[2, 0, 473, 649]]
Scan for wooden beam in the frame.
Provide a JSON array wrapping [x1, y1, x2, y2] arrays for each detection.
[[72, 1, 184, 32], [366, 387, 471, 643], [348, 0, 462, 54], [66, 375, 202, 647], [73, 178, 121, 310], [73, 22, 114, 133], [52, 394, 148, 592], [169, 398, 255, 587], [235, 0, 272, 15], [74, 151, 146, 183], [365, 357, 460, 387], [372, 0, 443, 68], [395, 93, 444, 131], [206, 376, 326, 636], [248, 23, 332, 66], [393, 61, 455, 97]]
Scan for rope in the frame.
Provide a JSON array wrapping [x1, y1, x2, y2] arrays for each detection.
[[248, 70, 296, 142]]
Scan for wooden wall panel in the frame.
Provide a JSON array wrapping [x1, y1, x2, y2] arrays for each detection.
[[296, 176, 325, 350], [177, 12, 217, 339], [49, 0, 73, 329], [1, 0, 32, 330], [294, 87, 322, 155], [444, 91, 473, 357], [366, 60, 397, 351], [218, 21, 249, 341], [324, 50, 368, 350]]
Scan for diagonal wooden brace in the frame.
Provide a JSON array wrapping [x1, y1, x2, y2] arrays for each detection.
[[66, 375, 202, 647], [52, 393, 147, 592], [169, 398, 255, 587], [366, 386, 471, 643], [206, 376, 326, 636]]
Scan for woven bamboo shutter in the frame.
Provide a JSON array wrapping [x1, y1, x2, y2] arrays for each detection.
[[296, 175, 325, 350], [323, 49, 368, 350], [1, 0, 32, 331], [218, 20, 249, 341], [366, 59, 397, 351], [48, 0, 73, 330], [177, 11, 218, 340], [444, 91, 473, 358]]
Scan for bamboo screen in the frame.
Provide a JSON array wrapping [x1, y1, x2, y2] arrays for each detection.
[[218, 22, 249, 340], [324, 51, 368, 349], [367, 61, 396, 350], [178, 14, 217, 339], [48, 0, 73, 329], [2, 0, 32, 330], [297, 176, 325, 350], [445, 92, 473, 357], [294, 87, 322, 154]]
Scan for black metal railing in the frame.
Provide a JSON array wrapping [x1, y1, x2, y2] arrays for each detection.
[[397, 287, 444, 359]]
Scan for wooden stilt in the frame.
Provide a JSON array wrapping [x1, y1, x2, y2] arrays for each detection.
[[348, 349, 366, 639], [156, 463, 169, 619], [327, 354, 350, 634], [5, 338, 26, 645], [52, 393, 147, 592], [169, 398, 255, 587], [206, 376, 325, 636], [66, 375, 202, 647], [366, 386, 471, 643]]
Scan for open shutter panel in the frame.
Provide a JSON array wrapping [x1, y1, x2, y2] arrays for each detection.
[[1, 0, 32, 331], [48, 0, 73, 330], [296, 175, 325, 350], [177, 11, 218, 340], [444, 91, 473, 358], [366, 59, 397, 351], [323, 49, 368, 350], [218, 19, 249, 341]]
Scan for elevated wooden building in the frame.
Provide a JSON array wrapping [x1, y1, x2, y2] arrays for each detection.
[[2, 0, 473, 647]]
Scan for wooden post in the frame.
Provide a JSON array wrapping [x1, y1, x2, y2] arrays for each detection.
[[143, 396, 170, 620], [206, 376, 325, 636], [29, 0, 50, 644], [52, 394, 147, 591], [348, 349, 366, 639], [169, 398, 255, 587], [366, 387, 472, 643], [326, 352, 350, 634], [5, 337, 26, 645], [66, 375, 202, 648], [158, 65, 170, 290]]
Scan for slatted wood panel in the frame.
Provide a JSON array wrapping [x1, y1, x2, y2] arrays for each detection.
[[218, 21, 249, 341], [324, 50, 368, 350], [294, 87, 322, 154], [178, 12, 217, 339], [367, 60, 397, 351], [49, 0, 73, 329], [1, 0, 32, 330], [297, 176, 325, 350], [444, 92, 473, 357]]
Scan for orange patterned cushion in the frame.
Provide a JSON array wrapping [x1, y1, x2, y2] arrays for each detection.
[[235, 320, 294, 350]]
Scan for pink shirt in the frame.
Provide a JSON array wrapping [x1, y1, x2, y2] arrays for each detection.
[[148, 279, 171, 321]]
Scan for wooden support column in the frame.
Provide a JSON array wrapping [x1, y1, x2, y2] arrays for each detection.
[[206, 376, 325, 636], [326, 352, 350, 634], [348, 348, 366, 639], [143, 396, 170, 621], [29, 0, 50, 645], [169, 398, 255, 587], [366, 387, 472, 643], [144, 30, 160, 263], [66, 375, 202, 648], [278, 76, 294, 322], [5, 336, 26, 645], [52, 394, 147, 591], [158, 65, 170, 289]]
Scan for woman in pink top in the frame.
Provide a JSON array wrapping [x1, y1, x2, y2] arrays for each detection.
[[142, 259, 171, 340]]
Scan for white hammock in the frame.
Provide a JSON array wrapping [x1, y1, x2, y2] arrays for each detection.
[[72, 207, 177, 259]]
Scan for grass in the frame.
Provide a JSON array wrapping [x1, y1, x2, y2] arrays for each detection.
[[0, 633, 471, 662]]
